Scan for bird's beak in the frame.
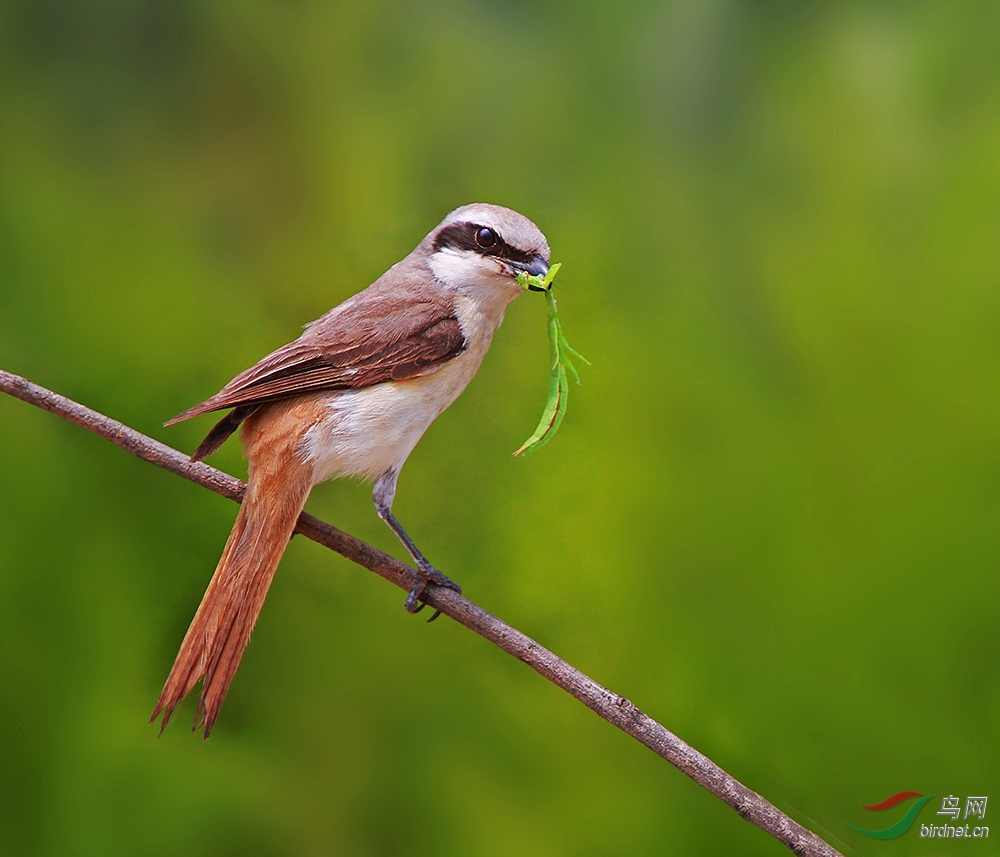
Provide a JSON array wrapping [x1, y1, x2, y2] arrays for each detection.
[[511, 255, 550, 290]]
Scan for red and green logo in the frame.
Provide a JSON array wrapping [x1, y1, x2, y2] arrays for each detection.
[[846, 791, 935, 839]]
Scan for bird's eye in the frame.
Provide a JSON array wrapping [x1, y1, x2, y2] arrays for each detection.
[[475, 226, 497, 249]]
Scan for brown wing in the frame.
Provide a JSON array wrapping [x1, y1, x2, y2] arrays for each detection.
[[167, 291, 466, 459], [170, 295, 466, 425]]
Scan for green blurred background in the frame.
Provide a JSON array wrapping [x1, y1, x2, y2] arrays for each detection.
[[1, 1, 998, 854]]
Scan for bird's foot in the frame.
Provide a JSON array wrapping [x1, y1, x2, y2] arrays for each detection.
[[404, 563, 461, 621]]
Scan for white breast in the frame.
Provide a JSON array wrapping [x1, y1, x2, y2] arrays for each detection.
[[301, 253, 521, 484], [301, 291, 507, 485]]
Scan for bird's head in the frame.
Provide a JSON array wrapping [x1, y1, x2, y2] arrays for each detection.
[[426, 204, 551, 304]]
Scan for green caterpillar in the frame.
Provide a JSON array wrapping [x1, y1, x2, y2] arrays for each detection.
[[514, 262, 589, 456]]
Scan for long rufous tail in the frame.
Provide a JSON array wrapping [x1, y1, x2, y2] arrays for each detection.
[[151, 403, 315, 737]]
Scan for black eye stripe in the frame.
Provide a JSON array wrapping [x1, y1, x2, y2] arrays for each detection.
[[433, 222, 536, 265]]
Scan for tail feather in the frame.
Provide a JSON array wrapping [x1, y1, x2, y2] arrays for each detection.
[[151, 439, 313, 736]]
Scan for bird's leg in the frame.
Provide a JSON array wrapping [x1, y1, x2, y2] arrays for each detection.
[[373, 469, 461, 617]]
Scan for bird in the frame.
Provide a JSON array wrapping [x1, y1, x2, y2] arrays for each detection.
[[151, 203, 551, 736]]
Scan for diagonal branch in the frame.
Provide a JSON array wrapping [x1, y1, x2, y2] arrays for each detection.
[[0, 368, 844, 857]]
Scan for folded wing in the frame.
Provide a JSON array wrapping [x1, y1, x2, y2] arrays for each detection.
[[168, 293, 466, 460]]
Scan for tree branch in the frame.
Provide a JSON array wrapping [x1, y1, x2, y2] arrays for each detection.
[[0, 368, 843, 857]]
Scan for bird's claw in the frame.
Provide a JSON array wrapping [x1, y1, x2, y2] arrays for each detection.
[[404, 580, 427, 613], [404, 563, 461, 620]]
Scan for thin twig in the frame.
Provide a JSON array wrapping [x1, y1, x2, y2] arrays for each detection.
[[0, 368, 844, 857]]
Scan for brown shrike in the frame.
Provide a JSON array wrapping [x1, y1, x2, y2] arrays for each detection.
[[152, 203, 551, 735]]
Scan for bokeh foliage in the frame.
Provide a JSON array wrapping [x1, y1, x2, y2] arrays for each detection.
[[1, 1, 999, 854]]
